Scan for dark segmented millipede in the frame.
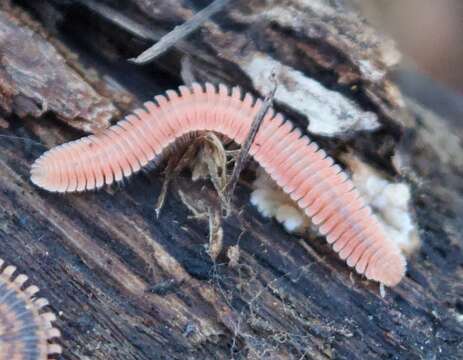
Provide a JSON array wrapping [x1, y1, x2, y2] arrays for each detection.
[[30, 83, 406, 286], [0, 259, 61, 359]]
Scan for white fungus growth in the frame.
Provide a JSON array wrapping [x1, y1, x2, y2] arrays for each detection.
[[346, 156, 420, 254], [250, 156, 419, 255], [250, 168, 309, 233]]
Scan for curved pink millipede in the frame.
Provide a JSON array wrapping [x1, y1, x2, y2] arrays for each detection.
[[0, 259, 61, 359], [31, 83, 406, 286]]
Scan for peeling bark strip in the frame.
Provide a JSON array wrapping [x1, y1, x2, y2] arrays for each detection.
[[243, 55, 380, 136], [30, 83, 405, 286], [0, 259, 61, 359], [0, 10, 117, 132]]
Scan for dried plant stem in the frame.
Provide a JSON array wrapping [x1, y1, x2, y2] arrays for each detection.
[[224, 87, 276, 207], [130, 0, 233, 64]]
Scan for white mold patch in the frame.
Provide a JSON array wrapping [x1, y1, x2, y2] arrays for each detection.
[[250, 168, 309, 233], [250, 155, 419, 255], [345, 156, 420, 255], [241, 54, 379, 137]]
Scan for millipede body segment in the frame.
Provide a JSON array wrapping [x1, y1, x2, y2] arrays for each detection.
[[0, 259, 61, 359], [31, 83, 406, 286]]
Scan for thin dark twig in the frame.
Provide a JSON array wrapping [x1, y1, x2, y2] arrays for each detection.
[[224, 85, 277, 206], [76, 0, 219, 65], [129, 0, 233, 64]]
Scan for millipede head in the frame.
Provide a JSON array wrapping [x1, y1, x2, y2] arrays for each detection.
[[0, 259, 62, 359]]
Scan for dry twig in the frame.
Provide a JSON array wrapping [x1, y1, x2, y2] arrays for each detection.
[[130, 0, 233, 64], [224, 84, 277, 209]]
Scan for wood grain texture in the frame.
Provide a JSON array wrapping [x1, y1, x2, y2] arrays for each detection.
[[0, 9, 119, 133], [0, 0, 462, 359]]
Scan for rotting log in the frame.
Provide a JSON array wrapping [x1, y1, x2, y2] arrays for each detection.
[[0, 1, 462, 359]]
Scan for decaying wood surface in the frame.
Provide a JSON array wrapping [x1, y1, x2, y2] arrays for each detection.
[[0, 1, 462, 359]]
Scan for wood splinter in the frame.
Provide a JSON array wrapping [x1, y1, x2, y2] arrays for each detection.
[[30, 82, 406, 287]]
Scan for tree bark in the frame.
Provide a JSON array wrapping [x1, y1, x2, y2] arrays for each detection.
[[0, 1, 462, 359]]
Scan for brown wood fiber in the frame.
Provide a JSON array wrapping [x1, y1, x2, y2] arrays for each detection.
[[0, 259, 61, 359], [30, 83, 406, 286]]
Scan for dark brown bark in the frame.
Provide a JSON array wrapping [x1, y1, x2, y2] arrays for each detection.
[[0, 1, 462, 359]]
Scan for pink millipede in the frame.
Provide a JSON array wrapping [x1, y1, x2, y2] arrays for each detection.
[[30, 83, 406, 286], [0, 259, 61, 359]]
